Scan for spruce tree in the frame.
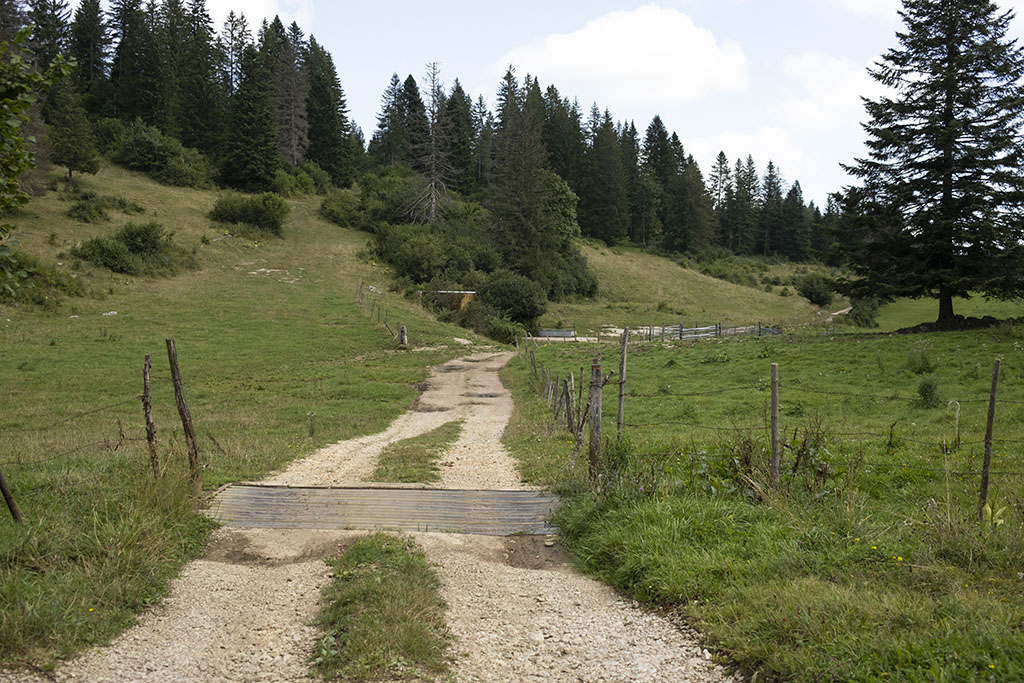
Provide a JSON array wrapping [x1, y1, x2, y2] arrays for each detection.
[[757, 160, 784, 256], [26, 0, 70, 72], [579, 109, 628, 244], [778, 180, 811, 260], [68, 0, 109, 100], [0, 1, 26, 42], [176, 0, 223, 153], [47, 79, 99, 181], [441, 79, 475, 194], [541, 85, 584, 194], [369, 73, 404, 166], [840, 0, 1024, 320], [471, 95, 493, 189], [304, 35, 350, 184], [221, 43, 277, 190], [400, 74, 429, 171], [219, 11, 249, 96]]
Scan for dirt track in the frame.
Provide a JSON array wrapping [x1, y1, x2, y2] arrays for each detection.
[[3, 350, 733, 682]]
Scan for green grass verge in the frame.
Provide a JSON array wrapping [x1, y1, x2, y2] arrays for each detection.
[[875, 295, 1024, 332], [313, 533, 449, 681], [370, 420, 464, 483], [501, 328, 1024, 682], [0, 165, 482, 667]]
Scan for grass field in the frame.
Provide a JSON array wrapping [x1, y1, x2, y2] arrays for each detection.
[[540, 243, 827, 334], [0, 165, 480, 668], [503, 327, 1024, 681]]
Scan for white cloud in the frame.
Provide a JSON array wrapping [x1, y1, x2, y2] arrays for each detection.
[[492, 4, 747, 111], [775, 51, 883, 133], [814, 0, 899, 22], [685, 126, 810, 185]]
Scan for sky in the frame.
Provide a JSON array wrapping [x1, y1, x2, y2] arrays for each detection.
[[79, 0, 1024, 205]]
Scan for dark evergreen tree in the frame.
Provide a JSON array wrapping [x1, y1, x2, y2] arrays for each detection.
[[708, 151, 731, 215], [441, 78, 475, 194], [221, 43, 277, 190], [176, 0, 223, 153], [109, 0, 161, 125], [778, 180, 811, 260], [839, 0, 1024, 320], [757, 160, 784, 256], [46, 79, 99, 181], [399, 74, 428, 171], [412, 61, 451, 222], [541, 85, 584, 194], [579, 109, 628, 244], [618, 120, 644, 244], [0, 1, 26, 42], [68, 0, 109, 101], [304, 34, 350, 184], [26, 0, 70, 71], [369, 73, 402, 165], [219, 10, 249, 96], [471, 94, 493, 189]]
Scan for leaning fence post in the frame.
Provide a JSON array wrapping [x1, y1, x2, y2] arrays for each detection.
[[588, 358, 603, 487], [770, 363, 780, 486], [977, 358, 1001, 520], [0, 468, 23, 523], [617, 328, 628, 440], [166, 338, 202, 497], [143, 354, 161, 479]]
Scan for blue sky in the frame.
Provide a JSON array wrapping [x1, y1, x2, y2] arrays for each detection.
[[84, 0, 1024, 204]]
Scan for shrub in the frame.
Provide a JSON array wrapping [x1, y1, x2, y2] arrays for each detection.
[[0, 251, 84, 308], [71, 222, 197, 276], [907, 346, 938, 375], [209, 193, 289, 236], [65, 191, 144, 223], [796, 273, 835, 307], [112, 120, 214, 188], [485, 316, 527, 345], [298, 160, 333, 194], [917, 376, 940, 407], [67, 199, 108, 223], [846, 297, 880, 328], [320, 189, 363, 228], [92, 117, 127, 155], [477, 269, 547, 329], [270, 168, 299, 197]]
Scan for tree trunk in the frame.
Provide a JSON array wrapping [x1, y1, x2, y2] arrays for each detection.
[[938, 285, 955, 321]]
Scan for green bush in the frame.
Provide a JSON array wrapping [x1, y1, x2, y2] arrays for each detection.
[[298, 160, 332, 194], [112, 120, 213, 188], [92, 117, 127, 155], [917, 375, 940, 407], [485, 316, 527, 345], [72, 222, 197, 276], [270, 169, 299, 197], [846, 297, 880, 328], [209, 193, 289, 237], [796, 273, 835, 307], [67, 199, 108, 223], [478, 269, 547, 329], [0, 251, 84, 308], [320, 188, 363, 228], [65, 190, 144, 224]]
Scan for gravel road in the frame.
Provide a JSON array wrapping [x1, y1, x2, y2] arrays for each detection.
[[2, 348, 735, 682]]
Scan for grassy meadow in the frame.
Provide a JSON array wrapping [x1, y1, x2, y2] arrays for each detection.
[[540, 243, 827, 334], [503, 325, 1024, 681], [0, 165, 481, 668]]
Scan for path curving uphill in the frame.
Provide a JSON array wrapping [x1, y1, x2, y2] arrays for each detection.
[[2, 349, 734, 683]]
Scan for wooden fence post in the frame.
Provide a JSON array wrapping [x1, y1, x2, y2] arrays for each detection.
[[0, 468, 23, 523], [399, 325, 408, 347], [977, 358, 1001, 520], [166, 338, 202, 497], [143, 354, 161, 479], [530, 349, 537, 378], [588, 358, 603, 487], [617, 328, 628, 440], [770, 363, 780, 486]]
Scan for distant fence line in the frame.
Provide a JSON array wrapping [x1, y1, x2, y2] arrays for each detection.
[[530, 321, 782, 343]]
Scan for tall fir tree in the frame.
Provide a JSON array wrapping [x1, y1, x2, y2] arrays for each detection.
[[541, 85, 585, 195], [757, 160, 784, 256], [369, 73, 404, 166], [68, 0, 109, 102], [219, 10, 249, 96], [579, 109, 628, 244], [399, 74, 429, 171], [471, 94, 493, 189], [441, 78, 475, 194], [839, 0, 1024, 320], [221, 43, 277, 190], [304, 34, 350, 184], [26, 0, 70, 72], [46, 78, 99, 181], [176, 0, 223, 153], [778, 180, 811, 260]]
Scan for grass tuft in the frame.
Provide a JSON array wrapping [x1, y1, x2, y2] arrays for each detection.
[[370, 420, 464, 484], [313, 533, 449, 681]]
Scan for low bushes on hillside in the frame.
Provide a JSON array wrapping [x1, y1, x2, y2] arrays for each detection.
[[796, 272, 835, 307], [65, 188, 144, 224], [111, 120, 215, 189], [0, 251, 84, 308], [209, 193, 289, 237], [72, 222, 198, 276], [477, 269, 547, 330]]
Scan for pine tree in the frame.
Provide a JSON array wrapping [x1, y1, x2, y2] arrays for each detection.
[[579, 109, 628, 244], [68, 0, 109, 99], [109, 0, 160, 124], [47, 79, 99, 181], [441, 79, 474, 194], [176, 0, 223, 153], [304, 35, 350, 184], [618, 121, 643, 244], [221, 43, 277, 190], [471, 95, 493, 189], [26, 0, 70, 72], [840, 0, 1024, 320], [708, 151, 731, 215], [0, 1, 26, 42], [541, 85, 584, 194], [400, 74, 428, 171], [778, 180, 811, 260], [219, 11, 249, 96], [369, 73, 404, 166], [413, 61, 452, 222], [757, 161, 784, 256]]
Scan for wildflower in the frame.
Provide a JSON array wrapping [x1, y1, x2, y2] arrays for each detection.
[[872, 546, 878, 550], [88, 608, 94, 612]]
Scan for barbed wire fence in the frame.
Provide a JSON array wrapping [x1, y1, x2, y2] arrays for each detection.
[[517, 330, 1021, 517], [1, 338, 204, 523]]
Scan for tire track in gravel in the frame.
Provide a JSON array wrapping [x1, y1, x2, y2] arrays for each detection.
[[2, 349, 735, 683]]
